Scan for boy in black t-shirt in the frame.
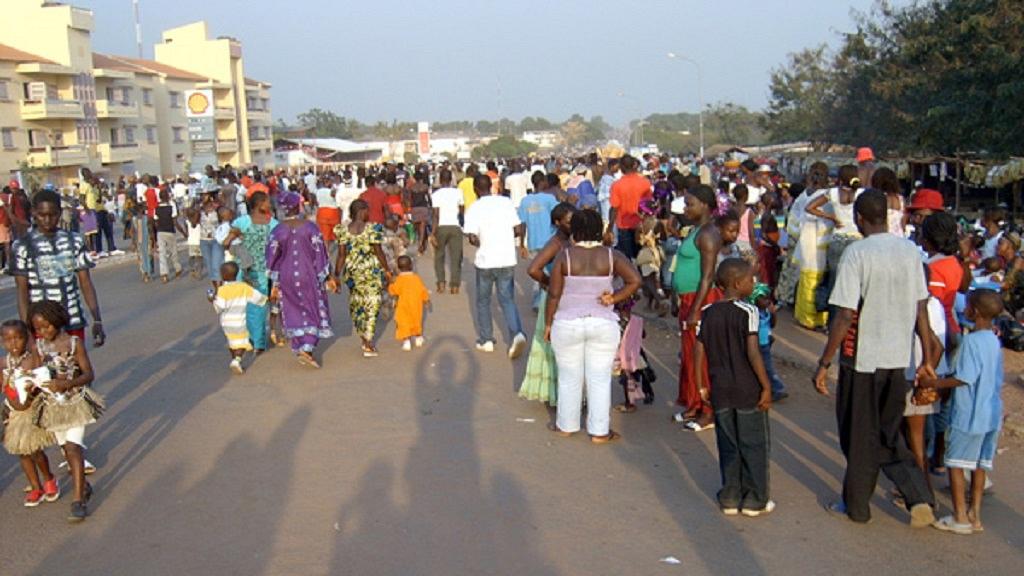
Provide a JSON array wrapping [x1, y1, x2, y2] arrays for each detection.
[[694, 258, 774, 517]]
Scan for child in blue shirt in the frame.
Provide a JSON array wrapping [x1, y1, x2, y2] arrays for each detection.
[[749, 283, 787, 401], [919, 288, 1004, 535]]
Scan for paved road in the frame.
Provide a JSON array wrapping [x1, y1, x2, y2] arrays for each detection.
[[1, 248, 1022, 575]]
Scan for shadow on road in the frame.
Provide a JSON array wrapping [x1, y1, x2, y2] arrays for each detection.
[[28, 406, 312, 575], [328, 334, 558, 575]]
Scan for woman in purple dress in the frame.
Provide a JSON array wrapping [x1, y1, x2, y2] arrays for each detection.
[[266, 192, 336, 368]]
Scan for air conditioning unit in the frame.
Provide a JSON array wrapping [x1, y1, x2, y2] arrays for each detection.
[[26, 81, 47, 101]]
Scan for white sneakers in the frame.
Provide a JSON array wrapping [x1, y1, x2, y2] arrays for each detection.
[[508, 333, 527, 359], [476, 334, 527, 358], [230, 357, 244, 375], [402, 339, 412, 351], [403, 337, 425, 351], [414, 336, 424, 348]]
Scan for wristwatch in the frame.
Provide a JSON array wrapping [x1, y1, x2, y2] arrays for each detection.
[[817, 358, 831, 369]]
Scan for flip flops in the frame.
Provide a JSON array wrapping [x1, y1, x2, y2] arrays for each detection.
[[932, 515, 974, 535]]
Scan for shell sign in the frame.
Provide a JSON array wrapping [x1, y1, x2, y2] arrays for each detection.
[[185, 90, 214, 118]]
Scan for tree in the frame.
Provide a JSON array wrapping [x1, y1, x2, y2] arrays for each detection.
[[763, 45, 837, 150], [518, 116, 554, 132], [471, 135, 538, 160], [295, 108, 358, 139]]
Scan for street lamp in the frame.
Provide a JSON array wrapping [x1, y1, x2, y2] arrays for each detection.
[[666, 52, 704, 158]]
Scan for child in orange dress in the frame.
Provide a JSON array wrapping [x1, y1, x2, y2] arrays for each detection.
[[388, 255, 430, 351]]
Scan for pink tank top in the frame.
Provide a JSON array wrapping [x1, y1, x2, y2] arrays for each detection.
[[554, 247, 618, 323]]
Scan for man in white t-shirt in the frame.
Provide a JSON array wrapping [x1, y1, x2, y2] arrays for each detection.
[[463, 173, 526, 358], [504, 162, 530, 209], [430, 168, 465, 294]]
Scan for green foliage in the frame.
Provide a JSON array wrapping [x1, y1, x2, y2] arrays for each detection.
[[765, 0, 1024, 156], [472, 135, 538, 160], [639, 103, 768, 153], [295, 108, 364, 139]]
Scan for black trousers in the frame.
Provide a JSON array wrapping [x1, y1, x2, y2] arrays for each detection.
[[714, 407, 770, 510], [836, 367, 935, 522], [95, 210, 116, 252]]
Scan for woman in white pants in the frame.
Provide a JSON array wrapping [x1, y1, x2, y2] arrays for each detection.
[[545, 210, 641, 443]]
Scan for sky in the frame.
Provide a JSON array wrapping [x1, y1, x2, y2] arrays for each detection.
[[82, 0, 888, 127]]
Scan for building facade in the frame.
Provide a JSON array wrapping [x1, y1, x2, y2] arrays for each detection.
[[0, 1, 272, 188]]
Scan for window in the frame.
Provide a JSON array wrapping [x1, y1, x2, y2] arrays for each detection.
[[109, 128, 119, 146], [264, 126, 272, 139], [121, 87, 133, 105], [28, 129, 47, 148], [124, 126, 135, 144], [145, 125, 156, 144], [172, 126, 184, 143], [249, 126, 259, 140], [0, 79, 9, 101], [105, 86, 114, 101], [261, 98, 268, 110], [50, 131, 64, 147], [2, 128, 14, 149], [142, 88, 153, 106], [169, 91, 181, 108]]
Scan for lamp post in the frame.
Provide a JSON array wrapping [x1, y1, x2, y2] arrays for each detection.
[[666, 52, 704, 158]]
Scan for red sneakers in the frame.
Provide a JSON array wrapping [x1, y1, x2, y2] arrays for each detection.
[[24, 489, 45, 507], [43, 477, 61, 502]]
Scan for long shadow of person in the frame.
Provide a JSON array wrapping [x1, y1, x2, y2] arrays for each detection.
[[328, 334, 558, 575], [27, 406, 312, 575]]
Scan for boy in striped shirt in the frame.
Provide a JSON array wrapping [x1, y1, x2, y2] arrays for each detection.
[[210, 261, 267, 374]]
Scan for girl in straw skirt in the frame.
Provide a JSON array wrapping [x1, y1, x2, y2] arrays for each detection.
[[2, 319, 59, 507], [30, 301, 104, 522]]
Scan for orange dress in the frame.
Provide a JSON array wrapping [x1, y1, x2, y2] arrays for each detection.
[[388, 272, 430, 340]]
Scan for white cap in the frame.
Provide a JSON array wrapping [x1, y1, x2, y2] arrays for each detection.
[[756, 164, 772, 173]]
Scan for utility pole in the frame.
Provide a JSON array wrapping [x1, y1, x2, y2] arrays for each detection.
[[133, 0, 143, 58]]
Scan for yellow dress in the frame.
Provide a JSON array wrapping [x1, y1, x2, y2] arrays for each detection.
[[388, 272, 430, 340]]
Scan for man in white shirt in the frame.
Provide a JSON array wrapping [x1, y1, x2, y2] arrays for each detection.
[[463, 173, 526, 358], [504, 161, 530, 209], [303, 170, 317, 196], [430, 169, 464, 294]]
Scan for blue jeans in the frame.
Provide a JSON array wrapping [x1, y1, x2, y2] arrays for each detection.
[[200, 239, 224, 281], [760, 343, 786, 395], [474, 266, 523, 344], [616, 228, 638, 259]]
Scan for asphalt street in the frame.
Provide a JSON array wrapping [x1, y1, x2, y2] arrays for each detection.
[[1, 249, 1022, 575]]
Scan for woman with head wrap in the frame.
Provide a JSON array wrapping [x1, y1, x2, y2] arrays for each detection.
[[266, 191, 335, 367]]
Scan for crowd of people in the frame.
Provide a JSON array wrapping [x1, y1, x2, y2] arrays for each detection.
[[0, 146, 1011, 533]]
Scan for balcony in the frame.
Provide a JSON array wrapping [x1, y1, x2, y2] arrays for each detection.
[[20, 99, 85, 121], [216, 139, 239, 154], [247, 109, 270, 123], [96, 100, 139, 119], [249, 138, 272, 151], [98, 142, 141, 164], [215, 107, 236, 121], [26, 145, 89, 168]]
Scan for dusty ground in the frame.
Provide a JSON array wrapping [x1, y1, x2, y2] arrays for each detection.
[[1, 250, 1021, 575]]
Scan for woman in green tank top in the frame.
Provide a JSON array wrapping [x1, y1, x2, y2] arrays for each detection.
[[671, 185, 722, 432]]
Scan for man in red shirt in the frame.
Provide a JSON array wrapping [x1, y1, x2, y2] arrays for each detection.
[[359, 175, 388, 224], [605, 155, 651, 259], [144, 175, 159, 219]]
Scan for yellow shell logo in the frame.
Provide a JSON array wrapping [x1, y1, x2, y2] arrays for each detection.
[[187, 92, 210, 115]]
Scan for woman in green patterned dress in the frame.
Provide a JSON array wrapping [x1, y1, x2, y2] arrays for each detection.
[[334, 199, 392, 357]]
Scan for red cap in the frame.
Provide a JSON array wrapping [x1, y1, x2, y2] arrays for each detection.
[[908, 189, 944, 212], [856, 147, 875, 163], [8, 179, 19, 189]]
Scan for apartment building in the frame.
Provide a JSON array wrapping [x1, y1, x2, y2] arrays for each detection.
[[0, 1, 273, 187], [154, 22, 273, 169]]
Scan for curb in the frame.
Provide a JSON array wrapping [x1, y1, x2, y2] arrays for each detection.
[[0, 245, 185, 291]]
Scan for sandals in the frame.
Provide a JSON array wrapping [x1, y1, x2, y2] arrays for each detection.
[[613, 403, 637, 414], [547, 423, 574, 438], [269, 332, 284, 348], [932, 515, 974, 535], [361, 344, 378, 358], [591, 431, 621, 444], [683, 419, 715, 432], [297, 352, 321, 369]]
